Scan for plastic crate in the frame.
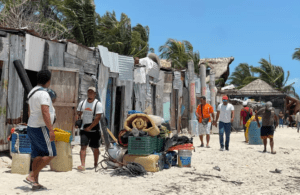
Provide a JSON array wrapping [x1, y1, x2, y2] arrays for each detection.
[[152, 136, 158, 152], [128, 136, 155, 155], [11, 134, 31, 154], [157, 137, 165, 152], [128, 110, 143, 115]]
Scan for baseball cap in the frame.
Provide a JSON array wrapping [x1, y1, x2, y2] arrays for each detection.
[[88, 86, 96, 92], [222, 95, 228, 100], [243, 102, 247, 106]]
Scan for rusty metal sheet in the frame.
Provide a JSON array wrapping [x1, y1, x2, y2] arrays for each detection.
[[64, 52, 84, 74], [0, 36, 9, 151], [7, 34, 25, 124]]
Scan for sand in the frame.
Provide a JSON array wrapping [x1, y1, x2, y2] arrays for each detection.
[[1, 126, 300, 195]]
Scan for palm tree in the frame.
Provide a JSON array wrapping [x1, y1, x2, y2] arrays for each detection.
[[191, 51, 200, 74], [228, 63, 256, 89], [52, 0, 97, 47], [292, 47, 300, 61], [159, 39, 193, 69], [251, 58, 298, 97], [97, 11, 150, 57]]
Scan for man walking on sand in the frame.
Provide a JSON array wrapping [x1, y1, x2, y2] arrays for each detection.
[[255, 101, 278, 154], [295, 111, 300, 133], [76, 87, 103, 171], [25, 70, 56, 190], [195, 96, 215, 148], [240, 102, 252, 142], [214, 95, 234, 151]]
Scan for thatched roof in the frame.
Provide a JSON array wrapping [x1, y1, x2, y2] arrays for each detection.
[[218, 79, 285, 96], [199, 57, 234, 83], [160, 59, 171, 68]]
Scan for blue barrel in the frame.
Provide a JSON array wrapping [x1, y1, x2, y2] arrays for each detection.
[[248, 121, 263, 145]]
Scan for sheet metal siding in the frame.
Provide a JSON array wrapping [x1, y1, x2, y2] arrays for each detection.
[[123, 80, 133, 126], [148, 62, 160, 79], [0, 36, 9, 151], [155, 71, 165, 117], [98, 45, 119, 73], [24, 34, 45, 71], [118, 55, 134, 81], [7, 34, 25, 124], [98, 63, 110, 113], [47, 41, 65, 68]]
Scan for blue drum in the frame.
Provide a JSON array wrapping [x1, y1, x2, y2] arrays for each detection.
[[248, 121, 263, 145]]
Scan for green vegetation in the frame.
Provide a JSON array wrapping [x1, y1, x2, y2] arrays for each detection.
[[228, 58, 298, 98]]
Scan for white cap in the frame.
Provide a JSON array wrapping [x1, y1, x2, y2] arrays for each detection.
[[88, 86, 96, 92], [243, 102, 247, 106]]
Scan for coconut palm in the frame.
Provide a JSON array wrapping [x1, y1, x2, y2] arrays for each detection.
[[292, 47, 300, 61], [251, 58, 298, 97], [191, 51, 200, 74], [159, 39, 193, 69], [228, 63, 256, 89]]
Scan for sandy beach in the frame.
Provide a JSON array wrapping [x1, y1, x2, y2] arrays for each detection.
[[1, 126, 300, 195]]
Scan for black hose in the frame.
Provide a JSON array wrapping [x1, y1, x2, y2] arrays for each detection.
[[13, 60, 33, 94]]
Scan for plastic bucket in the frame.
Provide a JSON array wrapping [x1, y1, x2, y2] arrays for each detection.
[[178, 150, 192, 168]]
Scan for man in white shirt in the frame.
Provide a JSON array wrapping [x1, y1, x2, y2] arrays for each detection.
[[76, 87, 103, 171], [25, 70, 56, 190], [214, 95, 235, 151], [295, 111, 300, 133]]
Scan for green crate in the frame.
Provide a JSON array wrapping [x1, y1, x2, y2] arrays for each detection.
[[128, 136, 155, 155], [152, 136, 158, 152], [157, 137, 165, 152]]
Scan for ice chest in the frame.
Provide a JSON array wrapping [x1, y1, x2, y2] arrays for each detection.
[[11, 134, 31, 154], [123, 154, 162, 172]]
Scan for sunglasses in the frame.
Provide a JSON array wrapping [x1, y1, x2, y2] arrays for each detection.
[[222, 100, 228, 102]]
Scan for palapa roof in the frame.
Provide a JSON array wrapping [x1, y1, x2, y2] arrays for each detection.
[[219, 79, 286, 96], [160, 59, 172, 68], [199, 57, 234, 83]]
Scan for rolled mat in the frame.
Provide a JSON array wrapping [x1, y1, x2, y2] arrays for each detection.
[[124, 114, 160, 136]]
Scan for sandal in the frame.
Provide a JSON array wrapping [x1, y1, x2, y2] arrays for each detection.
[[271, 151, 277, 154], [77, 165, 85, 171]]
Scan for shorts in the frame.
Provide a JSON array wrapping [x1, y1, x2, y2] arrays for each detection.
[[260, 126, 274, 139], [197, 122, 211, 135], [80, 130, 101, 148], [27, 126, 57, 159]]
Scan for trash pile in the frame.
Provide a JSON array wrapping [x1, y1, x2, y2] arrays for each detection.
[[98, 110, 195, 176]]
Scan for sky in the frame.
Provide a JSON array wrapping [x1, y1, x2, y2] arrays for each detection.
[[95, 0, 300, 94]]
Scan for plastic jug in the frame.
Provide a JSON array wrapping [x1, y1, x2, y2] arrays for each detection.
[[50, 141, 72, 172], [11, 153, 31, 175]]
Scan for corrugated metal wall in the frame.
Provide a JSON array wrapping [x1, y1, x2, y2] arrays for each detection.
[[0, 36, 10, 151], [118, 55, 134, 81], [7, 34, 25, 124]]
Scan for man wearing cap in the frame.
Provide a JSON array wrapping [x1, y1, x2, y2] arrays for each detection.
[[240, 102, 253, 142], [76, 86, 103, 171], [214, 95, 235, 151], [255, 101, 278, 154], [195, 96, 215, 148]]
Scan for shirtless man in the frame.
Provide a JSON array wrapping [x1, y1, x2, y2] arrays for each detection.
[[255, 102, 278, 154]]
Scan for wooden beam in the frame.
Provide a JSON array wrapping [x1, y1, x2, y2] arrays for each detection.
[[48, 66, 79, 73]]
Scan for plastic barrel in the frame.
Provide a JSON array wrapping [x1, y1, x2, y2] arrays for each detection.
[[178, 150, 192, 168], [248, 121, 263, 145]]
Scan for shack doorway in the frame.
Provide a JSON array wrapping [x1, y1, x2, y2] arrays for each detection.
[[113, 86, 124, 137]]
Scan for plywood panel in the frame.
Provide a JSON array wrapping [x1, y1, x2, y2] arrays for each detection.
[[53, 107, 74, 131]]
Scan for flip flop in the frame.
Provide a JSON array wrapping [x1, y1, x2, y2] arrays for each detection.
[[206, 145, 211, 148], [77, 165, 85, 171], [271, 151, 277, 154], [200, 144, 204, 147], [23, 177, 35, 185]]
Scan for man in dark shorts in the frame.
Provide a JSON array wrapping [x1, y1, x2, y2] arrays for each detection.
[[255, 101, 278, 154], [25, 70, 57, 190], [76, 87, 103, 171]]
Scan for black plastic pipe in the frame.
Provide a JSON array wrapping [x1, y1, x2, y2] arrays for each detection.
[[13, 60, 33, 94]]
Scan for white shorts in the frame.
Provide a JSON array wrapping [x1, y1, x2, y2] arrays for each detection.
[[198, 122, 211, 135]]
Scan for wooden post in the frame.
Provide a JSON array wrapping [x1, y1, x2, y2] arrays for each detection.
[[188, 60, 198, 135]]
